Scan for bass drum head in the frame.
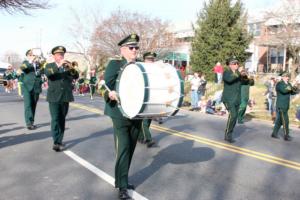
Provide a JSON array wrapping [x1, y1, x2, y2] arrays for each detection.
[[117, 63, 146, 118]]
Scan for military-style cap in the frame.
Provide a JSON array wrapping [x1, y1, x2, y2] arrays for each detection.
[[143, 52, 157, 59], [51, 46, 66, 55], [229, 57, 239, 64], [26, 49, 33, 56], [118, 33, 140, 46], [280, 71, 290, 77]]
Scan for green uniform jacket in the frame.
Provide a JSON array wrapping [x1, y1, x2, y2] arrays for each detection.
[[44, 62, 79, 103], [222, 68, 242, 105], [20, 60, 43, 93], [104, 57, 127, 119], [3, 70, 16, 80], [89, 76, 97, 85], [275, 80, 297, 110], [241, 79, 255, 101]]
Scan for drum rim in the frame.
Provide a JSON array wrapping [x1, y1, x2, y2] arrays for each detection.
[[171, 69, 184, 116], [116, 62, 149, 119]]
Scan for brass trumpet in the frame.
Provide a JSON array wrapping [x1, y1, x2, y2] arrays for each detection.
[[62, 60, 73, 70]]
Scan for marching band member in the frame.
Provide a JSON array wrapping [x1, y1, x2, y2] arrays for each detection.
[[44, 46, 79, 152], [3, 65, 16, 93], [78, 72, 85, 96], [222, 57, 250, 143], [271, 72, 298, 141], [20, 49, 43, 130], [89, 68, 97, 100], [237, 67, 255, 124], [138, 52, 157, 147], [104, 33, 142, 200]]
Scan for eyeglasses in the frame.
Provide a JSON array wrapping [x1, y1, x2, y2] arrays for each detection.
[[128, 46, 139, 50]]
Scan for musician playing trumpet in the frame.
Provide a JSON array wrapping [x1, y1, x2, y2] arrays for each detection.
[[237, 67, 255, 124], [44, 46, 79, 152], [271, 72, 298, 141], [20, 49, 43, 130], [222, 57, 250, 143], [3, 65, 16, 93]]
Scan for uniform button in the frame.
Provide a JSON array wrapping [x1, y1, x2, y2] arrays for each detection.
[[61, 88, 63, 90]]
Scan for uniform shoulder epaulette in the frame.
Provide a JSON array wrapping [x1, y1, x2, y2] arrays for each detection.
[[224, 66, 230, 71]]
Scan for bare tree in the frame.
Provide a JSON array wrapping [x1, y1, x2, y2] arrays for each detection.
[[68, 7, 103, 73], [0, 0, 50, 14], [264, 0, 300, 77], [90, 9, 179, 62], [2, 51, 22, 68]]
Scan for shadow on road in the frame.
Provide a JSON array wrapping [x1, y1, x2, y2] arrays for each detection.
[[64, 127, 112, 149], [130, 140, 215, 187], [0, 123, 17, 127], [35, 113, 102, 129], [0, 131, 50, 149], [0, 126, 25, 135]]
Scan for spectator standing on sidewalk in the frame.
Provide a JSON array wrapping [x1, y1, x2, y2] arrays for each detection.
[[189, 72, 201, 111], [213, 62, 224, 84]]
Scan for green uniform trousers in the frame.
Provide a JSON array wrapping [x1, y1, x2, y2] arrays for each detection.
[[238, 98, 248, 123], [23, 89, 39, 126], [89, 84, 96, 96], [138, 119, 152, 141], [272, 108, 289, 136], [49, 102, 69, 145], [111, 118, 142, 189], [224, 103, 239, 139]]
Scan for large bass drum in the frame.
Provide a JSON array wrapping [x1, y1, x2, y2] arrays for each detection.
[[116, 61, 184, 119]]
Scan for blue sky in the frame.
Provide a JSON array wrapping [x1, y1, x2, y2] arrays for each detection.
[[0, 0, 277, 59]]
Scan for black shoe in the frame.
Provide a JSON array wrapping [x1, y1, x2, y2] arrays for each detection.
[[147, 140, 156, 148], [271, 134, 279, 139], [57, 142, 66, 147], [138, 139, 145, 144], [225, 138, 236, 143], [27, 125, 36, 130], [284, 135, 292, 141], [158, 118, 163, 124], [52, 144, 64, 152], [118, 189, 132, 200], [127, 183, 135, 190]]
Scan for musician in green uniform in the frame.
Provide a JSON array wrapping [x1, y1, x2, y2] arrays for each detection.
[[271, 72, 297, 141], [237, 67, 255, 124], [20, 49, 43, 130], [104, 33, 142, 200], [3, 65, 16, 93], [44, 46, 79, 152], [89, 68, 97, 100], [138, 52, 157, 147], [222, 58, 249, 143], [78, 72, 85, 96]]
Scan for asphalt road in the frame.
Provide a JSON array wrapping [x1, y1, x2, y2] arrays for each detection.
[[1, 89, 300, 200]]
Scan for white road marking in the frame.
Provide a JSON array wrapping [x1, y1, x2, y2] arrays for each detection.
[[64, 150, 148, 200]]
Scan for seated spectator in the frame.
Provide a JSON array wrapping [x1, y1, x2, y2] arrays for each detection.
[[205, 99, 215, 114]]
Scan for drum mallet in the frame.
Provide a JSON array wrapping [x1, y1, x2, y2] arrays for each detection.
[[99, 80, 120, 103]]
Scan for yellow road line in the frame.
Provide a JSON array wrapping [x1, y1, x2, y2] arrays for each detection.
[[152, 125, 300, 170], [152, 125, 300, 167], [69, 102, 300, 171]]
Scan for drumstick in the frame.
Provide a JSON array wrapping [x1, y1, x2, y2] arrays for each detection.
[[99, 80, 120, 103]]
